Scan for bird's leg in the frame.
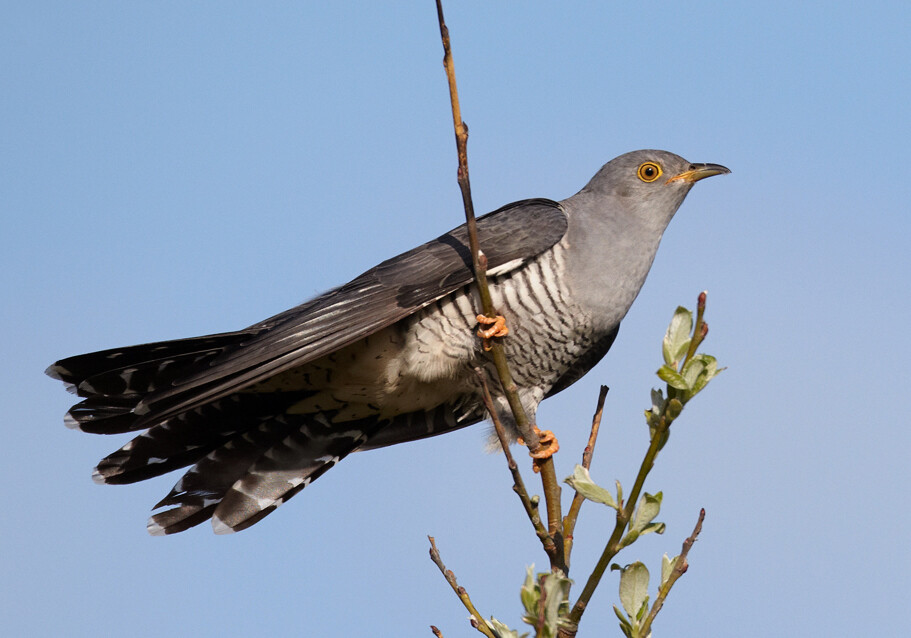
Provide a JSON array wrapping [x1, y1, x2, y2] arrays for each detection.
[[476, 314, 509, 351], [517, 426, 560, 472]]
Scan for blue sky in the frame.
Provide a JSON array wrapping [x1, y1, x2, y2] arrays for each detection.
[[2, 2, 909, 636]]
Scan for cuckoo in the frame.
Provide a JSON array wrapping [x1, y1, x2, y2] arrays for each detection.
[[47, 149, 729, 534]]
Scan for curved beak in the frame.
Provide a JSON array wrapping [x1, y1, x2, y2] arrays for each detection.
[[666, 163, 731, 184]]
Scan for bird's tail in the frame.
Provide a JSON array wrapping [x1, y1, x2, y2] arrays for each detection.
[[146, 410, 383, 535], [46, 333, 248, 434], [48, 336, 483, 534], [47, 334, 380, 534]]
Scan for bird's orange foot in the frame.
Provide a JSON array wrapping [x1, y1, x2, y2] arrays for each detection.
[[476, 314, 509, 351], [517, 427, 560, 472]]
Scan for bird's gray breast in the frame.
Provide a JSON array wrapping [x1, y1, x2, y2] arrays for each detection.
[[484, 239, 600, 401], [398, 238, 600, 409]]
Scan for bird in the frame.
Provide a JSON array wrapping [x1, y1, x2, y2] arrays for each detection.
[[47, 149, 729, 535]]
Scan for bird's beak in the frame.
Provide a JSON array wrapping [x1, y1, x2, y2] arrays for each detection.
[[666, 163, 731, 184]]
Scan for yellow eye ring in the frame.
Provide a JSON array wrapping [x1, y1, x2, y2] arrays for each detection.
[[637, 162, 662, 182]]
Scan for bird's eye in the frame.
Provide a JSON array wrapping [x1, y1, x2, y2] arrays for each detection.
[[637, 162, 662, 183]]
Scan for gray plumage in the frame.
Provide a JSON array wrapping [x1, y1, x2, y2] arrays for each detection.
[[47, 149, 728, 535]]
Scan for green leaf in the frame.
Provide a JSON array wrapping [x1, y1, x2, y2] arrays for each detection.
[[520, 569, 571, 638], [618, 562, 650, 618], [663, 306, 693, 366], [630, 492, 663, 534], [488, 617, 525, 638], [682, 358, 705, 390], [661, 553, 679, 586], [650, 388, 666, 414], [540, 572, 572, 638], [657, 364, 690, 391], [564, 465, 618, 509], [613, 605, 633, 638], [640, 521, 666, 536], [620, 529, 639, 548], [645, 389, 665, 430], [520, 565, 538, 617], [691, 354, 724, 394]]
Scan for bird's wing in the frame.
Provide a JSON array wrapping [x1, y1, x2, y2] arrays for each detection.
[[115, 198, 568, 426]]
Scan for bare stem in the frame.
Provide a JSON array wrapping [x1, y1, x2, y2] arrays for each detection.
[[428, 536, 497, 638], [562, 385, 609, 571], [435, 0, 564, 571], [475, 369, 558, 561], [638, 508, 706, 636]]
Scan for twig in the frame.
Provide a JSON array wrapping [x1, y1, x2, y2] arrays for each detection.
[[638, 508, 706, 636], [430, 625, 445, 638], [428, 536, 496, 638], [434, 0, 565, 571], [682, 291, 708, 366], [562, 385, 609, 570], [475, 368, 557, 562]]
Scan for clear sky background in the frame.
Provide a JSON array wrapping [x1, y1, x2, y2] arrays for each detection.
[[2, 2, 909, 636]]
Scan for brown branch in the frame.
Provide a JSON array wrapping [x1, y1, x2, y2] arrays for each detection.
[[475, 368, 558, 562], [434, 0, 565, 572], [562, 385, 609, 571], [428, 536, 496, 638], [430, 626, 445, 638], [638, 508, 706, 636]]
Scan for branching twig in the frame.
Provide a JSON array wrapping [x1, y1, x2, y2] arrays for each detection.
[[428, 536, 497, 638], [562, 294, 715, 636], [434, 0, 565, 572], [562, 385, 609, 570], [638, 508, 706, 636], [561, 408, 667, 636]]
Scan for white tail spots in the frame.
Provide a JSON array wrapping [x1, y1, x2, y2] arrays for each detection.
[[147, 518, 167, 536], [211, 516, 234, 535], [63, 412, 80, 430]]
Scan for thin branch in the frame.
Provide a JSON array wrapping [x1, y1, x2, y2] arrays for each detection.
[[428, 536, 497, 638], [430, 626, 445, 638], [580, 388, 609, 471], [682, 291, 708, 366], [475, 368, 557, 562], [562, 385, 609, 570], [434, 0, 565, 571], [638, 508, 706, 636]]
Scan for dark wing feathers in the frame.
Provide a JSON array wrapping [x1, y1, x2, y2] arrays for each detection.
[[94, 391, 315, 484], [49, 333, 251, 433], [146, 416, 302, 535], [46, 333, 249, 392], [129, 199, 568, 426]]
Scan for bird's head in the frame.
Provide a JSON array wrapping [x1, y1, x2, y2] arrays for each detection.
[[576, 149, 730, 231]]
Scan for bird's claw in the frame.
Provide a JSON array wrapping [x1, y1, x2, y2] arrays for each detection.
[[476, 314, 509, 351], [517, 427, 559, 472]]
